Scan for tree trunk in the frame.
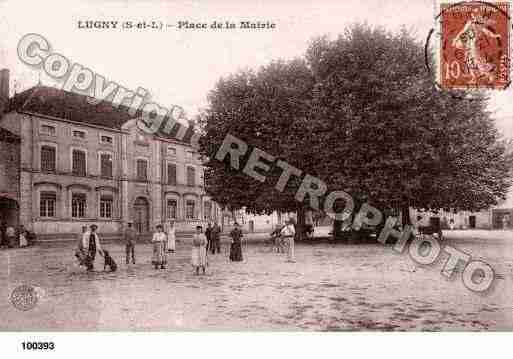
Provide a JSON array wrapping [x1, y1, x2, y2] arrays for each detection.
[[401, 203, 411, 227], [333, 220, 342, 240], [296, 207, 306, 241]]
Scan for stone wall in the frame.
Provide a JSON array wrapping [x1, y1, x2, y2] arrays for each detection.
[[0, 137, 20, 198]]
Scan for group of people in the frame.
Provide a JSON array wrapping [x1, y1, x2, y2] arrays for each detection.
[[75, 220, 247, 275], [205, 223, 222, 254], [0, 222, 34, 249]]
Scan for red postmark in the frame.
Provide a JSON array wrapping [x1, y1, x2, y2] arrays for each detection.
[[440, 2, 511, 89]]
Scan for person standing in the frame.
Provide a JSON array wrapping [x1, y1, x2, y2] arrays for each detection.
[[205, 222, 212, 253], [212, 223, 221, 254], [167, 221, 176, 253], [18, 225, 28, 248], [191, 225, 208, 275], [280, 219, 296, 263], [0, 221, 7, 248], [502, 215, 509, 230], [82, 224, 103, 271], [152, 224, 167, 270], [229, 223, 243, 262], [6, 225, 16, 248], [75, 226, 88, 267], [124, 222, 137, 264], [413, 215, 423, 236]]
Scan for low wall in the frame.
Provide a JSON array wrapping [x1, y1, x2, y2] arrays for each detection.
[[33, 220, 122, 239]]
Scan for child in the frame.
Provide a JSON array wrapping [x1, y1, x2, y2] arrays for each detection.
[[19, 225, 28, 247]]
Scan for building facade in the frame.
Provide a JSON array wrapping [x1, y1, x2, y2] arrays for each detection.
[[0, 74, 220, 238], [410, 190, 513, 230]]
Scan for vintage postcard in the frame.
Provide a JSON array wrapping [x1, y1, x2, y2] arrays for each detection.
[[1, 0, 513, 356]]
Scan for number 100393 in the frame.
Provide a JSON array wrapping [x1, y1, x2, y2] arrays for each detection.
[[21, 342, 55, 350]]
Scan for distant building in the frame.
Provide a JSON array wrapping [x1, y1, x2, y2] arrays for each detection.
[[221, 208, 310, 233], [0, 69, 220, 238], [223, 209, 287, 232], [410, 190, 513, 230]]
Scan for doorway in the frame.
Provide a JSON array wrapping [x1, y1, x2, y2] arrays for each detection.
[[0, 196, 19, 227], [134, 197, 150, 234], [469, 215, 476, 229], [429, 217, 441, 230]]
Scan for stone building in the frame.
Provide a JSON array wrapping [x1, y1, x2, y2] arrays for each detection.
[[0, 70, 220, 238], [0, 69, 21, 230], [410, 191, 513, 230], [221, 208, 293, 233], [0, 127, 20, 229]]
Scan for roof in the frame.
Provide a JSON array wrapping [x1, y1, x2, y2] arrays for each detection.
[[8, 85, 196, 142], [0, 127, 20, 143], [9, 85, 137, 129]]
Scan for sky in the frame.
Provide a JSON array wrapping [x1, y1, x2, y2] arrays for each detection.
[[0, 0, 511, 137]]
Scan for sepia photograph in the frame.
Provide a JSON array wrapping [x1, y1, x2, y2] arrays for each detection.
[[0, 0, 513, 354]]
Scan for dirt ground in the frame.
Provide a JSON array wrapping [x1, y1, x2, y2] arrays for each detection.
[[1, 230, 512, 331]]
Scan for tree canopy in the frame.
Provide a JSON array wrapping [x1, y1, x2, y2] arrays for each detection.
[[199, 58, 315, 215], [198, 24, 513, 224]]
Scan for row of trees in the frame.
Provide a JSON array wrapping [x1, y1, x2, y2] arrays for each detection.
[[197, 24, 513, 237]]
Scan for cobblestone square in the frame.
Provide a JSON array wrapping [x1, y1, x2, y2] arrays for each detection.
[[1, 231, 512, 331]]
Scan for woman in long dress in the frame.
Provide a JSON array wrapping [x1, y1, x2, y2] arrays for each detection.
[[167, 221, 176, 253], [75, 226, 89, 267], [191, 225, 207, 275], [451, 9, 502, 84], [152, 224, 167, 270], [229, 223, 243, 262], [82, 224, 103, 271], [280, 219, 296, 263]]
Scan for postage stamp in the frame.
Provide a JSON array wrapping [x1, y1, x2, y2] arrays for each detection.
[[439, 1, 511, 90]]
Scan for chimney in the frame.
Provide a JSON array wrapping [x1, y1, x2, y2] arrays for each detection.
[[0, 69, 9, 116]]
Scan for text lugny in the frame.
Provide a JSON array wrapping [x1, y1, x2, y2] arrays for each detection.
[[78, 20, 119, 29]]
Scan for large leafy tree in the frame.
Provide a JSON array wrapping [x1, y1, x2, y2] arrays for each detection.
[[306, 25, 513, 225], [198, 59, 315, 224], [199, 24, 513, 235]]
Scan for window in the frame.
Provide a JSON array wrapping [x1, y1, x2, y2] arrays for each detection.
[[204, 201, 212, 220], [41, 145, 56, 172], [100, 195, 113, 218], [100, 153, 113, 178], [100, 135, 113, 144], [71, 193, 87, 218], [72, 149, 86, 176], [186, 166, 195, 186], [136, 159, 148, 180], [167, 146, 176, 156], [40, 192, 56, 217], [41, 124, 56, 135], [72, 130, 86, 139], [167, 163, 177, 185], [167, 199, 177, 219], [186, 151, 193, 160], [200, 170, 205, 187], [186, 200, 195, 219]]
